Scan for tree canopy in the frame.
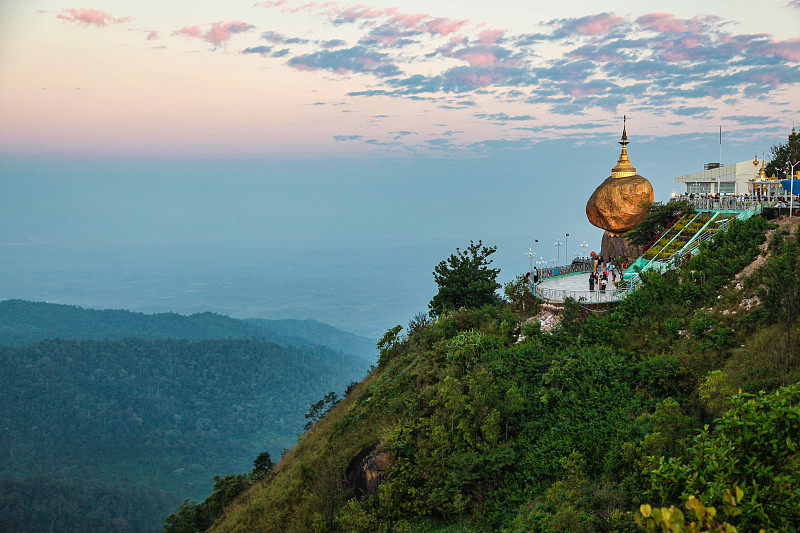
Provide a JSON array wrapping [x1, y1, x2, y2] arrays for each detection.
[[206, 215, 800, 533], [765, 127, 800, 178], [428, 240, 501, 316]]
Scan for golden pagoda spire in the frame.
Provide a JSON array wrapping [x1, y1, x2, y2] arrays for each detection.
[[611, 115, 637, 178]]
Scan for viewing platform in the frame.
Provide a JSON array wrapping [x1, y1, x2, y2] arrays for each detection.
[[534, 261, 630, 304]]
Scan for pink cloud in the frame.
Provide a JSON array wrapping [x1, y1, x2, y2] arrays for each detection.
[[741, 37, 800, 62], [146, 30, 160, 41], [567, 83, 601, 98], [763, 37, 800, 62], [790, 0, 800, 7], [751, 72, 783, 86], [420, 17, 467, 36], [637, 12, 687, 33], [456, 50, 498, 67], [653, 35, 709, 62], [392, 12, 428, 29], [255, 1, 288, 9], [173, 21, 255, 47], [258, 1, 470, 38], [573, 13, 624, 35], [662, 48, 690, 62], [56, 8, 131, 27], [636, 13, 720, 35], [336, 4, 390, 21], [450, 70, 507, 88], [451, 44, 519, 68], [291, 63, 318, 72], [478, 29, 504, 45]]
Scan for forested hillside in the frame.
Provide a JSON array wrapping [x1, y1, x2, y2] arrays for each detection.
[[0, 337, 368, 532], [206, 216, 800, 533], [0, 300, 376, 361]]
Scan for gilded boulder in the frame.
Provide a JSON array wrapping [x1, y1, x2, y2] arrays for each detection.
[[586, 174, 654, 236]]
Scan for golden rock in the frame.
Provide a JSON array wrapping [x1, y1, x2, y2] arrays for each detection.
[[586, 118, 654, 236], [586, 175, 654, 235]]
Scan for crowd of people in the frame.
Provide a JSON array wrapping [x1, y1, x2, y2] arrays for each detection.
[[587, 254, 621, 293], [670, 192, 798, 207]]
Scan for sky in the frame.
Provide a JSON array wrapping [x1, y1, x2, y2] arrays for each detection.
[[1, 1, 799, 332], [1, 1, 798, 157]]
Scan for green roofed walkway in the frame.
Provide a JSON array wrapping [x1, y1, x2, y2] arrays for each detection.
[[623, 205, 759, 286]]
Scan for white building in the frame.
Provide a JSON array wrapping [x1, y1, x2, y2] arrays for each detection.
[[674, 159, 765, 195]]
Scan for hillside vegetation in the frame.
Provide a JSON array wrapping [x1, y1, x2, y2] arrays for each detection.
[[1, 333, 369, 531], [207, 215, 800, 533], [0, 301, 376, 361]]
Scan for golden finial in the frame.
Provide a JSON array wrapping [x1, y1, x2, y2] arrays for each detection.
[[620, 114, 628, 145], [612, 115, 636, 178]]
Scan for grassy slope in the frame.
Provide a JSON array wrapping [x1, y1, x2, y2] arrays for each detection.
[[211, 215, 799, 533]]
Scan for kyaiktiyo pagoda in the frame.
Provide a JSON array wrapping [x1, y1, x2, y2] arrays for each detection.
[[586, 116, 654, 260]]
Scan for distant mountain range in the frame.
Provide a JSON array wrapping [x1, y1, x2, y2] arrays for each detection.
[[0, 299, 377, 362], [0, 299, 376, 532]]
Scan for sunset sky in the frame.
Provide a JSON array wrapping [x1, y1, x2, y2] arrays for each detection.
[[2, 0, 798, 157], [1, 1, 800, 329]]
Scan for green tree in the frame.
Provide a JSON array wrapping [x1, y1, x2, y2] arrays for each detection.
[[765, 127, 800, 178], [647, 384, 800, 532], [429, 240, 501, 317], [251, 451, 276, 481], [304, 391, 339, 430], [163, 474, 251, 533], [504, 273, 538, 314], [626, 201, 695, 248]]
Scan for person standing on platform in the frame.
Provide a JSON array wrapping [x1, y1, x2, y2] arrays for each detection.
[[589, 273, 595, 292]]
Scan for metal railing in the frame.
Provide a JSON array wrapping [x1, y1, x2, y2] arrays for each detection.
[[670, 196, 796, 211], [535, 285, 631, 303], [535, 261, 593, 281]]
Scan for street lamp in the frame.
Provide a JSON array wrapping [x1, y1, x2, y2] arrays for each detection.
[[526, 248, 534, 291], [554, 238, 562, 266], [565, 233, 570, 263], [788, 159, 799, 218], [581, 241, 588, 259]]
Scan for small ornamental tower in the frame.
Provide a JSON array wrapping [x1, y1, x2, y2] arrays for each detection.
[[585, 116, 655, 259]]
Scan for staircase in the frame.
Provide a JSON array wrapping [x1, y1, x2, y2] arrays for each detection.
[[623, 207, 757, 286]]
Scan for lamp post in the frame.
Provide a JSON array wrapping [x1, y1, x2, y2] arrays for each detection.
[[789, 160, 799, 218], [554, 238, 562, 267], [581, 241, 588, 259], [526, 248, 534, 292], [565, 233, 570, 263]]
